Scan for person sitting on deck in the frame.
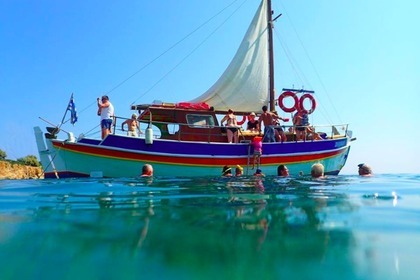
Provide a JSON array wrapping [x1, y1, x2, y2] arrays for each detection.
[[294, 110, 323, 141], [273, 114, 288, 143], [246, 112, 261, 133]]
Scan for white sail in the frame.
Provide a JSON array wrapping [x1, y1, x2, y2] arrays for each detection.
[[190, 0, 269, 113]]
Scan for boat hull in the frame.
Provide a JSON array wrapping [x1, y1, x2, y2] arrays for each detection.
[[35, 128, 351, 178]]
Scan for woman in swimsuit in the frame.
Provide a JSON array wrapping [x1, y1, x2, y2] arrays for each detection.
[[221, 109, 239, 143]]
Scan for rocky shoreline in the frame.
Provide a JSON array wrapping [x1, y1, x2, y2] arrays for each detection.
[[0, 161, 44, 180]]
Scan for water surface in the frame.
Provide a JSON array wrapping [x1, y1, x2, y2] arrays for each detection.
[[0, 174, 419, 279]]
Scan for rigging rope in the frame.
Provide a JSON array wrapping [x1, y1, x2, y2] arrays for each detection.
[[62, 0, 249, 128], [131, 0, 250, 106], [107, 0, 247, 99], [274, 0, 342, 124]]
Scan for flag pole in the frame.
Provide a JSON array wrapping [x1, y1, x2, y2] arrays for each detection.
[[59, 93, 73, 128]]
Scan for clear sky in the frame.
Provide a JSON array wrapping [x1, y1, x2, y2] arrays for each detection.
[[1, 0, 419, 175]]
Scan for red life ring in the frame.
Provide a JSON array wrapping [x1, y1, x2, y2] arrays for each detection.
[[298, 93, 316, 114], [278, 91, 298, 113], [237, 114, 247, 125]]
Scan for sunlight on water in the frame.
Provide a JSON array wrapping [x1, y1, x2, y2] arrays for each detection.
[[0, 174, 419, 279]]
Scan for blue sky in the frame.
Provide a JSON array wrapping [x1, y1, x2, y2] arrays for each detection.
[[1, 0, 419, 175]]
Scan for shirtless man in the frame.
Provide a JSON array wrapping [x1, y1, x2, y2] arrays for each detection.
[[258, 105, 288, 142], [121, 114, 142, 137]]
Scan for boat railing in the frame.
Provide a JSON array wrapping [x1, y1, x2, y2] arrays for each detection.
[[114, 115, 349, 143]]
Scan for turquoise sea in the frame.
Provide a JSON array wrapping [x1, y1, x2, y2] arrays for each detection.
[[0, 174, 419, 280]]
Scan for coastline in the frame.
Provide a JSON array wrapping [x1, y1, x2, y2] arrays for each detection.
[[0, 161, 43, 180]]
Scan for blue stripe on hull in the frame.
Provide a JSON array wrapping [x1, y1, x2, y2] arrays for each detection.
[[95, 134, 348, 157]]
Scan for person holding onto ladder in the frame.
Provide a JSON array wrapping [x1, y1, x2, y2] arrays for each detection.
[[252, 136, 262, 169]]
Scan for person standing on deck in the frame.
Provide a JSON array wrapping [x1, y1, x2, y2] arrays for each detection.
[[122, 113, 142, 137], [258, 105, 287, 142], [221, 109, 239, 143], [97, 95, 114, 139]]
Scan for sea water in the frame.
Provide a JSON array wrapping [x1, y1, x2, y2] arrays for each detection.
[[0, 174, 419, 280]]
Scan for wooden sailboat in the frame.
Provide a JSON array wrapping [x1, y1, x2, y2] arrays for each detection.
[[34, 0, 354, 178]]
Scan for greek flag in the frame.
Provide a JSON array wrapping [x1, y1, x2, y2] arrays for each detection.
[[67, 95, 78, 125]]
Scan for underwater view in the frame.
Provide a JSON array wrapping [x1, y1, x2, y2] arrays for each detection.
[[0, 174, 419, 280]]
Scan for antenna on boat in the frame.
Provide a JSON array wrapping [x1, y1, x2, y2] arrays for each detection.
[[267, 0, 282, 112]]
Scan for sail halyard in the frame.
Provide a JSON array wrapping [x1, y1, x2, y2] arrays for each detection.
[[189, 0, 269, 113]]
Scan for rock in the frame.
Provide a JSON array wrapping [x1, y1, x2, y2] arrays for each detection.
[[0, 161, 44, 179]]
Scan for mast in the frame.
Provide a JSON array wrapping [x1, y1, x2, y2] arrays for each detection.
[[267, 0, 275, 111]]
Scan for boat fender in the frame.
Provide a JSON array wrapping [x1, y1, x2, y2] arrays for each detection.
[[278, 91, 298, 113], [67, 132, 75, 143], [298, 93, 316, 114], [145, 127, 153, 144]]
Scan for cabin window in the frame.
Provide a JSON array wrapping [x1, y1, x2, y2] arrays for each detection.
[[168, 124, 180, 135], [186, 114, 215, 128]]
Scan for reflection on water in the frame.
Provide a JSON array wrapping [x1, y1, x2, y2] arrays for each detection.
[[0, 175, 419, 279]]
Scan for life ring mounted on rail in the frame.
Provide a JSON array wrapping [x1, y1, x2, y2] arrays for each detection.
[[298, 93, 317, 114], [278, 91, 298, 113], [278, 91, 317, 114], [237, 114, 247, 126]]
